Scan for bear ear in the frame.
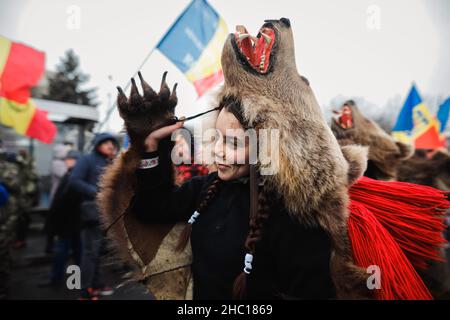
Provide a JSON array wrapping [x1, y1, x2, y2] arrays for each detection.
[[431, 149, 450, 161], [341, 145, 368, 186], [395, 141, 414, 160]]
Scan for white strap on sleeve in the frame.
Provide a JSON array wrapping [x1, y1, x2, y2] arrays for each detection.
[[139, 157, 159, 169], [188, 211, 200, 224], [243, 253, 253, 274]]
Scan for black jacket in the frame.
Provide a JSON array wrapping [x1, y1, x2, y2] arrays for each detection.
[[131, 151, 336, 300], [69, 133, 119, 202], [46, 169, 82, 237]]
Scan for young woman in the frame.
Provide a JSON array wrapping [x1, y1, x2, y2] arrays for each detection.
[[128, 97, 335, 300], [99, 18, 447, 301]]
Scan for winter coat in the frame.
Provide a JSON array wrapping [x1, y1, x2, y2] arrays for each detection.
[[130, 151, 336, 300], [69, 133, 119, 202], [47, 169, 82, 237]]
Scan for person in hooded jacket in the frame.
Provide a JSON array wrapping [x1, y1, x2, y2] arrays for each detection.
[[69, 133, 119, 300], [39, 151, 82, 288]]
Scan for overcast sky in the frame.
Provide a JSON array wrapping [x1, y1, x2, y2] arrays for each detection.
[[1, 0, 448, 133]]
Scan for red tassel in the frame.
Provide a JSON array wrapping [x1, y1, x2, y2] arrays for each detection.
[[348, 200, 433, 300], [350, 177, 449, 270]]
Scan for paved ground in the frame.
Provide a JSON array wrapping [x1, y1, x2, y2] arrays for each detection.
[[6, 213, 153, 300], [5, 213, 450, 300]]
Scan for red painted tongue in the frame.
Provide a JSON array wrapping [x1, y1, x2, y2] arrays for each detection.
[[241, 35, 266, 66], [236, 25, 275, 72], [240, 37, 254, 64], [253, 36, 266, 66], [340, 112, 353, 128]]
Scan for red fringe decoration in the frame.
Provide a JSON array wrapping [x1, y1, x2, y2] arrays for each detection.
[[348, 201, 433, 300], [350, 177, 448, 269], [347, 177, 450, 300]]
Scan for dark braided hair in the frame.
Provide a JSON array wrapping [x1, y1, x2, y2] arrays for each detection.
[[233, 185, 273, 299]]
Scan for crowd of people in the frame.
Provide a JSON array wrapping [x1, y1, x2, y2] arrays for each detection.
[[0, 129, 213, 300], [37, 134, 121, 300]]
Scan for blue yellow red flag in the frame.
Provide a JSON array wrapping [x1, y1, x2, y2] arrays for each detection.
[[157, 0, 228, 97], [436, 98, 449, 147], [392, 84, 442, 149]]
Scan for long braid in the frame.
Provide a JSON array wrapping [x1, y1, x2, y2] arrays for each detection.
[[233, 186, 273, 299], [176, 176, 223, 251]]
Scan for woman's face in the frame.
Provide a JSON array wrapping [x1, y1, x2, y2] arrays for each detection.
[[214, 108, 250, 181]]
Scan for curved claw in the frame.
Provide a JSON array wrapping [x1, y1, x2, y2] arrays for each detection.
[[116, 86, 128, 105], [117, 86, 125, 95], [171, 83, 178, 96], [130, 78, 139, 96], [160, 71, 168, 88], [159, 71, 170, 100], [129, 78, 143, 104], [168, 83, 178, 111], [138, 71, 157, 100]]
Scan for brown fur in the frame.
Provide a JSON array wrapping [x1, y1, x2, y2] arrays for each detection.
[[331, 102, 450, 298], [219, 19, 371, 298], [397, 149, 450, 190], [98, 20, 374, 299], [97, 73, 193, 299], [341, 145, 369, 186], [331, 101, 413, 181]]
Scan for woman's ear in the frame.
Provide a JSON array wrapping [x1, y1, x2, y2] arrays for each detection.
[[340, 145, 368, 186]]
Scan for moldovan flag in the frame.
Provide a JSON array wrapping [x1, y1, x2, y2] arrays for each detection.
[[0, 35, 56, 144], [392, 84, 441, 150], [436, 98, 449, 147], [157, 0, 228, 97]]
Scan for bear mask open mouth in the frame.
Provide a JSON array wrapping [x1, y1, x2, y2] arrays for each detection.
[[232, 23, 278, 75], [333, 105, 354, 130]]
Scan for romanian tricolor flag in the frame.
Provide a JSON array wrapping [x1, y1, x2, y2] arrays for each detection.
[[157, 0, 228, 97], [0, 35, 56, 144], [392, 84, 442, 150]]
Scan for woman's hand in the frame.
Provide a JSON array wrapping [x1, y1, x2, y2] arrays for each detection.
[[144, 120, 185, 152]]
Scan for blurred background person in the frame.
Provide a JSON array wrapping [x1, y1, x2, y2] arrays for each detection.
[[174, 131, 209, 186], [69, 133, 119, 300], [49, 144, 71, 202], [0, 141, 20, 299], [44, 143, 71, 254], [39, 151, 81, 288], [11, 150, 39, 250]]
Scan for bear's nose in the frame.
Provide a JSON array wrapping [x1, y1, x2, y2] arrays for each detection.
[[280, 18, 291, 27]]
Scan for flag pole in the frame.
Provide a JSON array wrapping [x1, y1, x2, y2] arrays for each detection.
[[96, 0, 197, 132]]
